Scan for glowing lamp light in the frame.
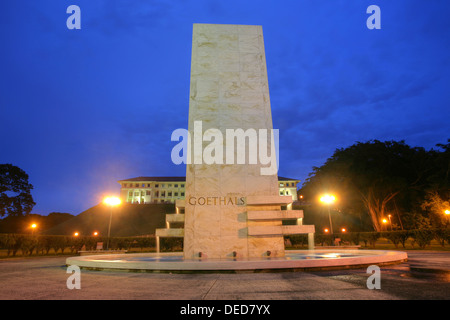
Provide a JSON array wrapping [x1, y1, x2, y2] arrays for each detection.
[[324, 228, 329, 233], [93, 231, 99, 236], [320, 194, 336, 204], [341, 228, 347, 233], [30, 223, 37, 235], [103, 195, 122, 250], [320, 194, 336, 237], [103, 196, 122, 206], [74, 232, 79, 237], [382, 219, 388, 224], [445, 210, 450, 215]]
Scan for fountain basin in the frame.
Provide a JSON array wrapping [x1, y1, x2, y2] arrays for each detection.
[[66, 249, 407, 272]]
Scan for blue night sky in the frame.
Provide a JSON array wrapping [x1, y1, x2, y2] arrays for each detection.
[[1, 1, 449, 215]]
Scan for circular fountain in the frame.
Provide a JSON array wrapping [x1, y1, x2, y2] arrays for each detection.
[[66, 249, 407, 273]]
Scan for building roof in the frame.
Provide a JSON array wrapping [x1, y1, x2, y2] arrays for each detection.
[[277, 176, 300, 181], [119, 176, 299, 182], [118, 176, 186, 182]]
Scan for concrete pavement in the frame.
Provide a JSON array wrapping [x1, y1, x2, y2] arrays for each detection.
[[0, 251, 448, 301]]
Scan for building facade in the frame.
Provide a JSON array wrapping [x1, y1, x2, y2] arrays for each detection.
[[118, 176, 300, 204]]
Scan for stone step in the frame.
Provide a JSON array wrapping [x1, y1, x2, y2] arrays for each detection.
[[166, 213, 185, 223], [247, 210, 303, 220], [247, 225, 315, 236], [155, 228, 184, 237], [175, 199, 185, 208]]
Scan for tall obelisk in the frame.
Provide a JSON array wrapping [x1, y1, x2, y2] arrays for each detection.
[[183, 24, 313, 259]]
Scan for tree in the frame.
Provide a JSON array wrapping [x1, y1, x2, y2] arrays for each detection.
[[300, 140, 437, 232], [417, 140, 450, 228], [0, 164, 35, 217]]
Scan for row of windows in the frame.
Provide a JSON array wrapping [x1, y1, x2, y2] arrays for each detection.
[[128, 191, 185, 198], [122, 183, 185, 188], [279, 182, 296, 187], [127, 199, 178, 204], [124, 182, 296, 188]]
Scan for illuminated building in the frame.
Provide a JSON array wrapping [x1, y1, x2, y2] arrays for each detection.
[[118, 176, 300, 204]]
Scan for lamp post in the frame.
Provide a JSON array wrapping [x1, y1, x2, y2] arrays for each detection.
[[104, 196, 122, 250], [382, 218, 388, 231], [31, 223, 37, 235], [320, 194, 336, 236]]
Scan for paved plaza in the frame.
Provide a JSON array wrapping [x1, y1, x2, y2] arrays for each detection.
[[0, 251, 448, 302]]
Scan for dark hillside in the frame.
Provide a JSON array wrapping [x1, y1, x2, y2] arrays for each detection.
[[44, 203, 173, 236]]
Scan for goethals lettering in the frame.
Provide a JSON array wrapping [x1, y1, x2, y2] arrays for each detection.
[[188, 196, 246, 206]]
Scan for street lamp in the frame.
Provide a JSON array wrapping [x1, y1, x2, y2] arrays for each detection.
[[103, 196, 122, 250], [320, 194, 336, 236], [382, 218, 390, 231], [31, 223, 37, 235]]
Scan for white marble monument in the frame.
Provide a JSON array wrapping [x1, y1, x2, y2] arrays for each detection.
[[181, 24, 314, 259], [156, 24, 314, 259]]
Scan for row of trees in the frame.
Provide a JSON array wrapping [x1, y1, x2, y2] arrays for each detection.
[[287, 229, 450, 249], [2, 229, 448, 257], [299, 139, 449, 232], [0, 234, 183, 257]]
